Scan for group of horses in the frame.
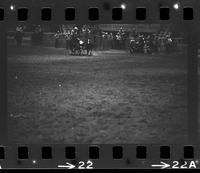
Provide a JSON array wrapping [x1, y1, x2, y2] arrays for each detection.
[[129, 36, 174, 55], [129, 37, 154, 55], [69, 37, 94, 56]]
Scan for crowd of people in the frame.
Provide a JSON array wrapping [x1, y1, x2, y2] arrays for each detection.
[[54, 25, 176, 54], [54, 25, 128, 50], [13, 24, 179, 55]]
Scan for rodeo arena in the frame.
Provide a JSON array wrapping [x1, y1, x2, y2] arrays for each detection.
[[8, 24, 188, 144]]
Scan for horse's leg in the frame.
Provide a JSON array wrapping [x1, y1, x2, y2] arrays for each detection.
[[89, 49, 92, 56]]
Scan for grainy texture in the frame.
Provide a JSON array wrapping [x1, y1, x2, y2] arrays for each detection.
[[8, 46, 187, 144]]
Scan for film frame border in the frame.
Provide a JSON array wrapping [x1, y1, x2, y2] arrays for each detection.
[[0, 145, 200, 168], [0, 0, 199, 169]]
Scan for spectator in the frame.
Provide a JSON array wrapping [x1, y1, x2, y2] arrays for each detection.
[[54, 31, 60, 48], [15, 25, 23, 46]]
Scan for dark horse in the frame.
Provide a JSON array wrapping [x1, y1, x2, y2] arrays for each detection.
[[83, 38, 93, 56], [69, 37, 94, 56], [69, 37, 82, 55], [129, 38, 145, 55]]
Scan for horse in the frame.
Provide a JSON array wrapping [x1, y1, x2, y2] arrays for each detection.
[[69, 37, 82, 55], [83, 38, 93, 56], [68, 36, 94, 56], [129, 39, 141, 55], [129, 37, 146, 55]]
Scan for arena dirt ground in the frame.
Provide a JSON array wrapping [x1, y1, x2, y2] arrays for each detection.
[[7, 46, 188, 144]]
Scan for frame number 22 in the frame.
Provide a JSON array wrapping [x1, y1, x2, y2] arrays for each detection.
[[78, 160, 94, 169]]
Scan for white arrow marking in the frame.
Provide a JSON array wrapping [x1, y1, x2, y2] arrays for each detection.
[[151, 161, 170, 169], [58, 162, 76, 169]]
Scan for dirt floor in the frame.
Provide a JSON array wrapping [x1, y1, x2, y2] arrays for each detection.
[[7, 46, 188, 144]]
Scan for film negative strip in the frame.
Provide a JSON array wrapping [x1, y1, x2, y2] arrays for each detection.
[[0, 0, 200, 169]]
